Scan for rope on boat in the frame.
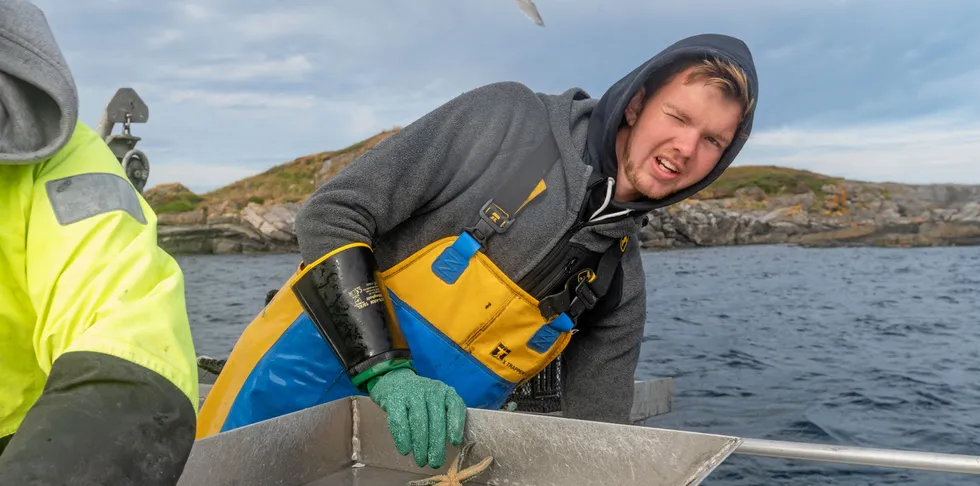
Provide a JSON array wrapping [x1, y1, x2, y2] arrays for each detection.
[[197, 355, 227, 375]]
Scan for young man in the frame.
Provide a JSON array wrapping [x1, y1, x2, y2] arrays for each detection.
[[198, 33, 757, 470], [0, 1, 199, 484]]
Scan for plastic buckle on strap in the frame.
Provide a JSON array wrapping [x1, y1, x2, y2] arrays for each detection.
[[465, 199, 512, 248], [480, 199, 512, 234], [536, 298, 560, 321], [574, 280, 598, 308], [566, 280, 598, 319]]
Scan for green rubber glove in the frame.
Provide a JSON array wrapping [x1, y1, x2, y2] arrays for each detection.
[[368, 367, 467, 468]]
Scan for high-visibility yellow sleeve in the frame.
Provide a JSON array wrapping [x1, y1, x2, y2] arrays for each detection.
[[24, 121, 198, 408], [0, 121, 198, 484]]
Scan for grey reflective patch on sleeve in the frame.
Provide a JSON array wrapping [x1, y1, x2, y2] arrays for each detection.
[[45, 173, 147, 226]]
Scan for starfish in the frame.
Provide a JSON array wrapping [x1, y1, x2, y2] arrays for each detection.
[[406, 442, 494, 486]]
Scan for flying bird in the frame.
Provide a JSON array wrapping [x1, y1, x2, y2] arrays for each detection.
[[514, 0, 545, 27]]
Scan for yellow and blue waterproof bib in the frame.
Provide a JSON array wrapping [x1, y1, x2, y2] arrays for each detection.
[[196, 135, 585, 438], [197, 227, 578, 438]]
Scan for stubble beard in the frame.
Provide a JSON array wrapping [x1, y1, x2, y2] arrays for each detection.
[[621, 128, 671, 201]]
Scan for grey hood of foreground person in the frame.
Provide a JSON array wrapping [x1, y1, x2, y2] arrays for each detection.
[[295, 33, 758, 423], [0, 0, 196, 484], [0, 0, 78, 162]]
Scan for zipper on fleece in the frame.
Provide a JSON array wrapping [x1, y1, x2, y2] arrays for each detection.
[[517, 175, 626, 299], [519, 224, 588, 299]]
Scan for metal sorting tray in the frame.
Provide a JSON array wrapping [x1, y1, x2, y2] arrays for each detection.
[[177, 395, 740, 486]]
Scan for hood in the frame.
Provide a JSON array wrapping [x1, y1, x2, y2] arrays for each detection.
[[585, 33, 759, 212], [0, 0, 79, 164]]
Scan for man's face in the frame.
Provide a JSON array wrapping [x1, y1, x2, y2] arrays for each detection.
[[615, 67, 743, 201]]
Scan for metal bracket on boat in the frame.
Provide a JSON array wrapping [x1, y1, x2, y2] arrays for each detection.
[[95, 87, 151, 193]]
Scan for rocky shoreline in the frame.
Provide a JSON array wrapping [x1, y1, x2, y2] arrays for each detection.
[[156, 180, 980, 255], [641, 181, 980, 250], [157, 202, 301, 254]]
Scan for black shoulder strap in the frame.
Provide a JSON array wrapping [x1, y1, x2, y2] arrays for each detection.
[[537, 234, 631, 321], [466, 133, 561, 247]]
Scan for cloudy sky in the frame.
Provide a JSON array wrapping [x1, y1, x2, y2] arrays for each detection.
[[33, 0, 980, 193]]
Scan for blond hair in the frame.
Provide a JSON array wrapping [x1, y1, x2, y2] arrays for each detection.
[[683, 57, 755, 123]]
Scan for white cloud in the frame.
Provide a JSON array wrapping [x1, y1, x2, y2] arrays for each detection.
[[166, 90, 317, 110], [146, 29, 183, 49], [311, 75, 478, 138], [739, 112, 980, 184], [179, 3, 211, 21], [168, 54, 314, 82], [230, 10, 322, 41]]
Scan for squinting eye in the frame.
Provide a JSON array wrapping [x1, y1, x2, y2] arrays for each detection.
[[706, 137, 721, 148]]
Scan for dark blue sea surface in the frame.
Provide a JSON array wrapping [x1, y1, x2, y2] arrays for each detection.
[[176, 245, 980, 485]]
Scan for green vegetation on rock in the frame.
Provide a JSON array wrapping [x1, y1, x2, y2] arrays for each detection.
[[144, 183, 204, 213], [156, 197, 200, 214], [697, 165, 843, 199], [144, 129, 399, 214]]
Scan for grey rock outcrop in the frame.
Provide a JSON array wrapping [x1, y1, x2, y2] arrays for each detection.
[[241, 203, 299, 243], [157, 203, 300, 255], [641, 182, 980, 250]]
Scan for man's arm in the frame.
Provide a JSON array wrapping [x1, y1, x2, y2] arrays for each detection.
[[560, 241, 646, 424], [0, 123, 198, 484]]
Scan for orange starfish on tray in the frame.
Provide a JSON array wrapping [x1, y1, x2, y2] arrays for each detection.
[[406, 442, 494, 486]]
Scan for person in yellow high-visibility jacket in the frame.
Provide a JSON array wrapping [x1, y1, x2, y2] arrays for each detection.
[[0, 1, 199, 484]]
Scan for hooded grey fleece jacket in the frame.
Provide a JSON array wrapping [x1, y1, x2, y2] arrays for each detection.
[[0, 0, 195, 483], [296, 33, 759, 424]]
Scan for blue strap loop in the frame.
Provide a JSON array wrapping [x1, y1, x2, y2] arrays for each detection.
[[432, 231, 482, 285]]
